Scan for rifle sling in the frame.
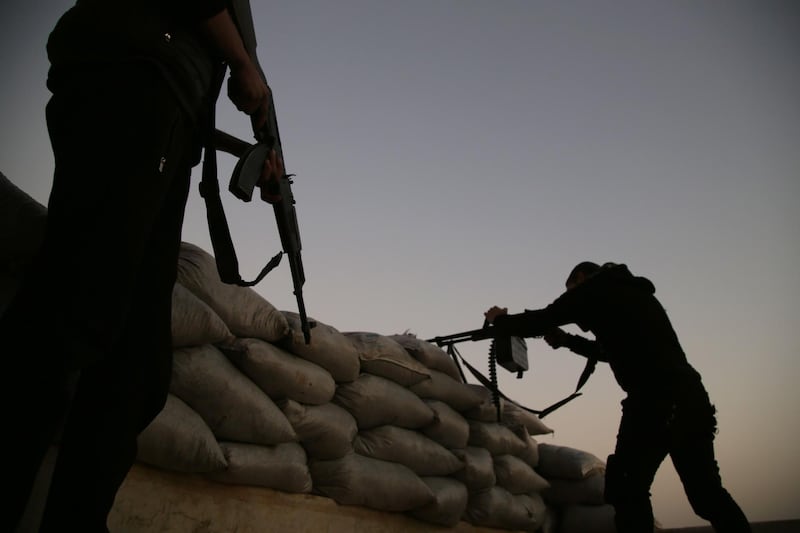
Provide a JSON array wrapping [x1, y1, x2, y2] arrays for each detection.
[[448, 343, 595, 419], [199, 65, 280, 288]]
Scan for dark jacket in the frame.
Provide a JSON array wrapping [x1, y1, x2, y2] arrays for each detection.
[[493, 264, 701, 398], [45, 0, 228, 127]]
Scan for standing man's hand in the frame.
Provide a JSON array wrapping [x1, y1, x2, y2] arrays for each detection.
[[227, 60, 270, 133], [484, 306, 508, 324], [258, 149, 283, 204], [200, 9, 271, 133]]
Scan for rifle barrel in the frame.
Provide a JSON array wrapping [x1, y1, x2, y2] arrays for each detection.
[[427, 326, 496, 346]]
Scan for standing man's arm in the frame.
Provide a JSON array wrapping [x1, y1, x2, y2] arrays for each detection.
[[199, 9, 270, 131]]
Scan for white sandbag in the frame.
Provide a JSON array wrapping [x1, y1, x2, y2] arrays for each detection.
[[516, 492, 549, 530], [464, 486, 542, 531], [176, 242, 289, 342], [517, 433, 540, 468], [463, 384, 504, 422], [493, 454, 551, 494], [224, 338, 335, 405], [310, 453, 435, 512], [345, 331, 430, 386], [171, 282, 234, 348], [543, 471, 606, 505], [409, 369, 484, 412], [279, 399, 357, 460], [279, 312, 360, 383], [333, 374, 435, 430], [502, 400, 554, 436], [408, 477, 469, 527], [559, 503, 617, 533], [450, 447, 496, 492], [136, 394, 227, 473], [468, 421, 529, 457], [536, 443, 606, 480], [388, 333, 461, 381], [169, 344, 296, 445], [540, 504, 561, 533], [208, 441, 312, 493], [354, 425, 463, 476], [0, 172, 47, 272], [421, 400, 469, 450]]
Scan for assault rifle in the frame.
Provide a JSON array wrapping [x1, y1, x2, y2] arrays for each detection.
[[212, 115, 313, 345], [199, 0, 313, 344]]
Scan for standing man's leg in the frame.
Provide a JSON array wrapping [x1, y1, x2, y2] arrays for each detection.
[[30, 63, 197, 532], [606, 399, 671, 533], [38, 162, 191, 531]]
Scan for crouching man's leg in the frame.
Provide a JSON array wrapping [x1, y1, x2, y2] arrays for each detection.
[[606, 400, 670, 533], [671, 425, 751, 532]]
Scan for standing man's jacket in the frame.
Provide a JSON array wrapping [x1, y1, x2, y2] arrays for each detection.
[[46, 0, 228, 135], [492, 264, 702, 399]]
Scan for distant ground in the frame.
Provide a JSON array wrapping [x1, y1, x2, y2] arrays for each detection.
[[664, 520, 800, 533]]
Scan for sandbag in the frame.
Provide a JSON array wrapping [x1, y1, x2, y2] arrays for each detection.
[[516, 492, 549, 531], [169, 344, 296, 445], [388, 333, 461, 381], [224, 337, 335, 405], [468, 421, 529, 457], [463, 384, 503, 423], [279, 312, 360, 383], [409, 369, 484, 412], [136, 394, 227, 473], [354, 425, 463, 476], [517, 432, 540, 468], [450, 447, 495, 492], [176, 242, 289, 342], [408, 476, 469, 527], [464, 486, 543, 531], [543, 471, 606, 505], [208, 441, 312, 493], [493, 454, 551, 494], [0, 172, 47, 272], [345, 331, 430, 386], [170, 282, 234, 348], [536, 443, 606, 480], [421, 400, 470, 450], [310, 453, 435, 512], [333, 374, 435, 430], [502, 400, 553, 436], [463, 385, 553, 436], [559, 503, 617, 533], [279, 399, 357, 460]]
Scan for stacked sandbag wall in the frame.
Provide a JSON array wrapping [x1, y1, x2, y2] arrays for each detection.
[[537, 443, 615, 533], [143, 241, 560, 531], [1, 173, 620, 532]]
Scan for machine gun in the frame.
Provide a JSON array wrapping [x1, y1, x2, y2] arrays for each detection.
[[427, 324, 583, 419]]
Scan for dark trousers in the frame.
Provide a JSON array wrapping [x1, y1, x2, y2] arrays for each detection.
[[605, 390, 751, 533], [1, 63, 198, 532]]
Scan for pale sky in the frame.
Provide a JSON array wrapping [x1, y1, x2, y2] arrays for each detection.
[[1, 1, 798, 528]]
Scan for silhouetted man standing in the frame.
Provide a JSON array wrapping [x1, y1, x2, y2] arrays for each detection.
[[485, 261, 750, 533], [0, 1, 282, 531]]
